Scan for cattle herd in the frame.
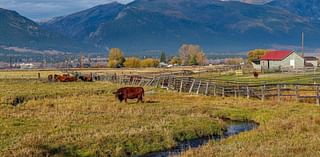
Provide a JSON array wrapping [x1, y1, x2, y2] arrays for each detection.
[[48, 73, 145, 103], [48, 74, 96, 82]]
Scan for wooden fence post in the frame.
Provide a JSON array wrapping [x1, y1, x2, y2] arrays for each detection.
[[222, 87, 225, 97], [161, 78, 165, 88], [277, 84, 281, 102], [317, 86, 320, 105], [120, 76, 123, 84], [261, 84, 265, 101], [295, 85, 299, 102], [189, 79, 196, 94], [167, 78, 171, 89], [150, 77, 156, 86], [196, 80, 202, 95], [205, 82, 209, 96], [213, 84, 217, 96], [156, 77, 161, 88], [38, 73, 41, 80], [180, 80, 183, 93], [138, 79, 143, 86], [246, 86, 250, 99]]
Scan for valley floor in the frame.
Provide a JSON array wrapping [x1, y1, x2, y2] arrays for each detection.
[[0, 79, 319, 156]]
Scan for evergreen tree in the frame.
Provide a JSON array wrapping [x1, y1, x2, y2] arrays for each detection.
[[160, 52, 166, 63]]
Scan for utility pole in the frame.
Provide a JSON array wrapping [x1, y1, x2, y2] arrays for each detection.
[[301, 32, 304, 57], [9, 56, 12, 69], [79, 53, 83, 69]]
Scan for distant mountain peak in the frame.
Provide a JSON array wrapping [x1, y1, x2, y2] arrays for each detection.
[[3, 0, 320, 54]]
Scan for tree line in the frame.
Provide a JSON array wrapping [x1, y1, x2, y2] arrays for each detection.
[[108, 44, 208, 68]]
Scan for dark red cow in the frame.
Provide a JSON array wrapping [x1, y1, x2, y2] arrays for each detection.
[[113, 87, 144, 103], [54, 74, 78, 82], [48, 75, 54, 82], [79, 75, 93, 82], [253, 72, 259, 79]]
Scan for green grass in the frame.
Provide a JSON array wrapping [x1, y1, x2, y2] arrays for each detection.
[[0, 80, 227, 156], [1, 79, 320, 157], [181, 103, 320, 157], [195, 72, 320, 84]]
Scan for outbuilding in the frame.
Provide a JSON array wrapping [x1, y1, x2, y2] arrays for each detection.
[[260, 50, 304, 71], [304, 56, 318, 68]]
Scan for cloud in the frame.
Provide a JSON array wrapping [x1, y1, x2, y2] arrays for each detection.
[[0, 0, 133, 20]]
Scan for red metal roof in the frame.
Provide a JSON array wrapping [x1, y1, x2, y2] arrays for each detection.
[[260, 50, 293, 61]]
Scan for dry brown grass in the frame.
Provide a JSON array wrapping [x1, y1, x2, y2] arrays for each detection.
[[1, 78, 320, 157], [180, 102, 320, 157]]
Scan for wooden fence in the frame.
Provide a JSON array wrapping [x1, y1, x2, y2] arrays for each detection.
[[97, 74, 320, 105]]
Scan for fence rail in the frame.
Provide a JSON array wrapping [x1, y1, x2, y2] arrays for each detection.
[[97, 74, 320, 105]]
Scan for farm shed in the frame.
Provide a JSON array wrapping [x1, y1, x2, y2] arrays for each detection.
[[304, 56, 318, 68], [260, 50, 304, 71], [251, 59, 261, 71]]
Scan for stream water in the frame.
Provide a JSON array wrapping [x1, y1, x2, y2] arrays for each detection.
[[142, 121, 258, 157]]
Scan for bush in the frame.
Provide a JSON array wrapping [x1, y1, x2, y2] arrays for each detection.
[[141, 58, 160, 68], [108, 60, 118, 68], [124, 57, 141, 68]]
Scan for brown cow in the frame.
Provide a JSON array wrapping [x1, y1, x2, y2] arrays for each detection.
[[54, 74, 77, 82], [79, 75, 93, 82], [113, 87, 144, 103], [253, 72, 259, 79], [48, 75, 54, 82]]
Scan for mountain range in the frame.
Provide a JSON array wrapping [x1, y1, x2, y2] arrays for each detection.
[[0, 8, 97, 52], [1, 0, 320, 54]]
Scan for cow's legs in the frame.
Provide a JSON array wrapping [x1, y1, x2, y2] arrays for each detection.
[[137, 95, 144, 103]]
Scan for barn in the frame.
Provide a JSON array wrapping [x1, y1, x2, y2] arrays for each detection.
[[260, 50, 304, 71]]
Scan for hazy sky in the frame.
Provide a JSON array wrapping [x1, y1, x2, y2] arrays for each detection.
[[0, 0, 134, 21], [0, 0, 271, 21]]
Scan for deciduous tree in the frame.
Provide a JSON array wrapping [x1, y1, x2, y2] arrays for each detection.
[[179, 44, 207, 65], [124, 57, 141, 68], [247, 49, 268, 63], [169, 56, 181, 65], [108, 48, 125, 68], [141, 58, 160, 67]]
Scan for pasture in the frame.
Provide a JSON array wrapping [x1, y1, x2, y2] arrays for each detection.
[[0, 70, 320, 156], [195, 71, 320, 84]]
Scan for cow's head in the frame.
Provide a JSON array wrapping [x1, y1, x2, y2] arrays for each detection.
[[113, 91, 124, 102]]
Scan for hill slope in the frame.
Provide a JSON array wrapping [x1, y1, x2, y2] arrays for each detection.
[[0, 8, 95, 52], [42, 0, 320, 53], [268, 0, 320, 21]]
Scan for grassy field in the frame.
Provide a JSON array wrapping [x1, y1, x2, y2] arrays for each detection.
[[0, 66, 210, 79], [195, 72, 320, 84], [1, 76, 320, 156], [0, 79, 232, 156], [181, 103, 320, 157]]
